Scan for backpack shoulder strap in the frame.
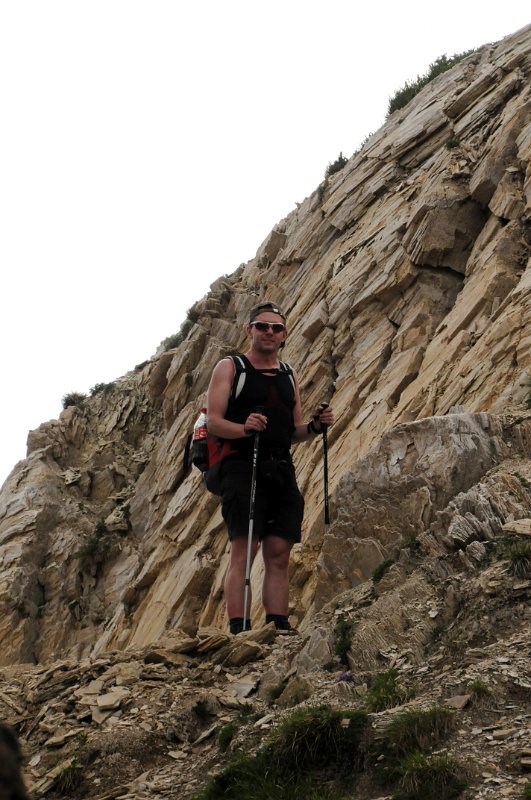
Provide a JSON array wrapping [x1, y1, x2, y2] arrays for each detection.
[[227, 354, 247, 400]]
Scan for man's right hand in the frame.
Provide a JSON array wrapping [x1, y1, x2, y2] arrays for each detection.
[[243, 412, 268, 436]]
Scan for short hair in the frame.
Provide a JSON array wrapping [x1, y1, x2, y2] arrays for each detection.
[[248, 301, 286, 323]]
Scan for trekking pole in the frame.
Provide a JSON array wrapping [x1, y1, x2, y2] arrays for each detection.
[[318, 402, 330, 534], [243, 407, 264, 632]]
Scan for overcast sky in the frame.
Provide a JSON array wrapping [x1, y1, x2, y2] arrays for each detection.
[[1, 2, 529, 487]]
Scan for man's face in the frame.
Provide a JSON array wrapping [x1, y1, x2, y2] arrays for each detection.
[[247, 312, 287, 353]]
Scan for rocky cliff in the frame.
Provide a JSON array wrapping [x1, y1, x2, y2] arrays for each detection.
[[0, 24, 530, 800]]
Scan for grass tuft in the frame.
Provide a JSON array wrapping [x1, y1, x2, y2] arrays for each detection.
[[264, 705, 368, 776], [381, 706, 455, 757], [393, 751, 466, 799], [365, 668, 414, 712], [372, 705, 457, 788], [194, 705, 368, 800], [466, 678, 492, 702], [508, 540, 531, 578]]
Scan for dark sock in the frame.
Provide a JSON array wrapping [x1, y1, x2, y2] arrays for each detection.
[[265, 613, 290, 630], [229, 617, 251, 635]]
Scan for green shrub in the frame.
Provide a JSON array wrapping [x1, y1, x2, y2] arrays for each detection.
[[388, 52, 473, 114], [184, 372, 194, 387], [372, 557, 395, 583], [333, 616, 353, 666], [267, 680, 288, 705], [325, 151, 348, 178], [393, 751, 466, 800], [354, 131, 374, 154], [365, 668, 414, 712], [508, 540, 531, 578], [90, 382, 114, 396], [523, 782, 531, 799], [218, 723, 238, 753], [516, 473, 531, 490], [162, 316, 197, 351], [76, 520, 111, 570], [445, 137, 460, 149], [62, 391, 87, 409]]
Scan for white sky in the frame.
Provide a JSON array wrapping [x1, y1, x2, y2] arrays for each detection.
[[1, 2, 529, 487]]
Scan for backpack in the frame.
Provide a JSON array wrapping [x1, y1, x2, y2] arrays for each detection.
[[183, 355, 295, 495]]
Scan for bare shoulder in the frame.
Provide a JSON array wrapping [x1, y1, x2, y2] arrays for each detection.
[[209, 356, 236, 390], [213, 357, 236, 378]]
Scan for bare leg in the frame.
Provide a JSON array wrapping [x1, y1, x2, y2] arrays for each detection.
[[261, 535, 293, 615], [224, 535, 259, 618]]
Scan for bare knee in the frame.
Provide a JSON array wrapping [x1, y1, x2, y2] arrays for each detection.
[[262, 537, 292, 571]]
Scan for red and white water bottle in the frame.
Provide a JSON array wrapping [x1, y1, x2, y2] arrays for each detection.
[[192, 407, 209, 472]]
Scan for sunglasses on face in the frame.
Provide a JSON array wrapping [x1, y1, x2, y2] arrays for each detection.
[[250, 321, 286, 333]]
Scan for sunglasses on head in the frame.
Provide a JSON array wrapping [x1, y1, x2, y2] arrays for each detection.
[[250, 321, 286, 333]]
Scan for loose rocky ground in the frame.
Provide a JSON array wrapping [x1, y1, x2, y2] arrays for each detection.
[[1, 527, 529, 800]]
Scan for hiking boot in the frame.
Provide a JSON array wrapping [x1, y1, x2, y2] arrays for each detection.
[[229, 618, 252, 635], [265, 614, 298, 634]]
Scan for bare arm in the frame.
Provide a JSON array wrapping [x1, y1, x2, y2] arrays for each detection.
[[206, 358, 266, 439]]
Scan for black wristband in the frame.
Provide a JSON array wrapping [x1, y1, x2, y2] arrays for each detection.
[[307, 419, 320, 435], [243, 425, 253, 436]]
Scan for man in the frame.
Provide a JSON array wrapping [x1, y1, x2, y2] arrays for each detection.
[[207, 301, 334, 634]]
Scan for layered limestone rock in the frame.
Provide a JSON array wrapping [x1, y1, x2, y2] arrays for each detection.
[[0, 24, 530, 665]]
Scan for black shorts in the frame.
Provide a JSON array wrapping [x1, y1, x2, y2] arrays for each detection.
[[220, 459, 304, 543]]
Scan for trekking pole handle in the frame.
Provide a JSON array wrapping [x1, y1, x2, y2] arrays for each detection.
[[313, 402, 329, 432]]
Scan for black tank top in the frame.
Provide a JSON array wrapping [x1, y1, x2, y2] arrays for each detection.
[[226, 354, 295, 460]]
